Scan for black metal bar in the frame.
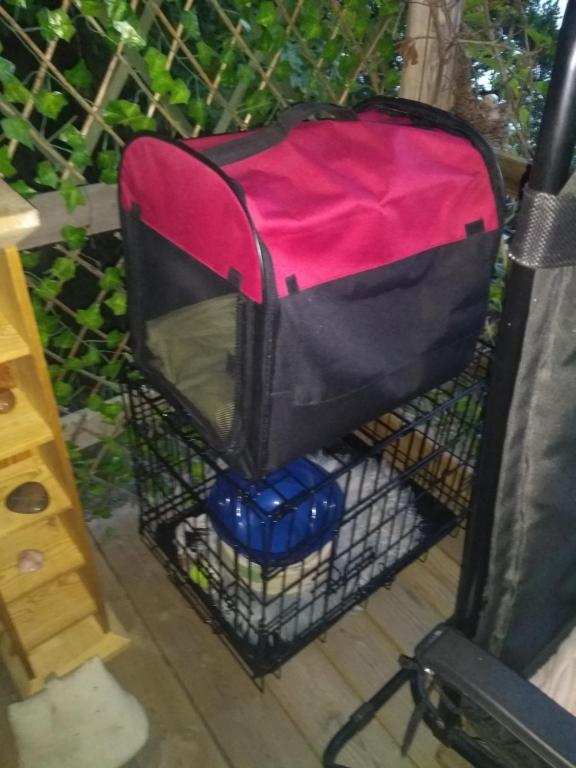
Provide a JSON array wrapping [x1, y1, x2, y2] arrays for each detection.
[[322, 667, 414, 768], [454, 0, 576, 637], [417, 627, 576, 768]]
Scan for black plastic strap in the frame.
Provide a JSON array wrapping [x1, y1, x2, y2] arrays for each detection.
[[466, 219, 485, 237], [510, 184, 576, 268], [285, 275, 299, 294], [277, 102, 357, 132], [201, 102, 357, 167]]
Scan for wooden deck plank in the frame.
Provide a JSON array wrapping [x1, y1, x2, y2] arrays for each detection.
[[0, 657, 19, 768], [437, 528, 465, 566], [268, 642, 417, 768], [319, 609, 443, 768], [90, 506, 320, 768], [367, 575, 445, 657], [94, 544, 231, 768]]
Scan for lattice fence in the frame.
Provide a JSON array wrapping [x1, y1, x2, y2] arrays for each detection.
[[0, 0, 405, 513]]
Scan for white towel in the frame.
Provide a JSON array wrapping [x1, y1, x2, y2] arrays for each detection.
[[8, 657, 148, 768], [531, 625, 576, 716]]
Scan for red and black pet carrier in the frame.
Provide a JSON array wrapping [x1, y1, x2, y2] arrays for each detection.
[[120, 97, 504, 478]]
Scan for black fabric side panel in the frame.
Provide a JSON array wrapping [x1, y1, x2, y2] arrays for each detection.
[[125, 217, 233, 320], [122, 210, 257, 466], [264, 232, 498, 473], [264, 334, 478, 473], [475, 265, 576, 673], [273, 233, 497, 408]]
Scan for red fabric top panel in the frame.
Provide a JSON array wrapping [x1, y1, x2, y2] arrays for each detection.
[[120, 136, 263, 302], [221, 115, 499, 298], [120, 114, 499, 303]]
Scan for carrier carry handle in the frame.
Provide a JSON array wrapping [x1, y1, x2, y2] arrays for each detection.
[[277, 102, 358, 132], [199, 101, 358, 167]]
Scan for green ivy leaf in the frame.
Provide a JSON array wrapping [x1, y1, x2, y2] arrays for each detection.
[[144, 48, 174, 95], [51, 256, 77, 281], [71, 148, 91, 171], [518, 105, 530, 128], [105, 291, 127, 316], [35, 89, 68, 119], [196, 41, 214, 68], [38, 8, 75, 43], [62, 224, 88, 249], [101, 400, 122, 420], [102, 360, 123, 379], [105, 329, 125, 348], [237, 64, 255, 87], [6, 0, 28, 7], [87, 392, 104, 411], [323, 39, 340, 64], [113, 20, 146, 48], [81, 346, 100, 366], [64, 357, 84, 371], [97, 149, 118, 169], [169, 79, 190, 105], [59, 180, 86, 212], [59, 124, 86, 150], [144, 47, 167, 77], [54, 380, 73, 401], [97, 150, 118, 183], [64, 60, 94, 91], [256, 1, 277, 28], [99, 166, 118, 184], [35, 160, 59, 188], [3, 77, 31, 104], [10, 180, 36, 198], [79, 0, 104, 16], [20, 250, 39, 269], [0, 146, 16, 178], [99, 266, 123, 290], [0, 117, 34, 149], [181, 10, 201, 40], [103, 100, 155, 131], [300, 15, 322, 41], [0, 58, 16, 84], [188, 98, 207, 126], [54, 329, 77, 349], [104, 0, 128, 23], [76, 303, 103, 330], [36, 277, 61, 299]]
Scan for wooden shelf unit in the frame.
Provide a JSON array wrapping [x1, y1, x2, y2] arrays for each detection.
[[0, 180, 128, 697]]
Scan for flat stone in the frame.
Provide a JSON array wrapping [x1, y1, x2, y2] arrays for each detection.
[[6, 481, 50, 514], [17, 549, 45, 573], [0, 388, 15, 414]]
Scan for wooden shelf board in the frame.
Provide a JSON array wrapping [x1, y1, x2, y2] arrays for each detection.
[[0, 310, 29, 365], [29, 614, 129, 682], [1, 615, 129, 697], [0, 516, 84, 603], [6, 571, 96, 651], [0, 455, 70, 538], [0, 390, 52, 463]]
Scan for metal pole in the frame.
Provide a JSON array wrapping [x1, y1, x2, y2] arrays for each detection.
[[454, 0, 576, 636]]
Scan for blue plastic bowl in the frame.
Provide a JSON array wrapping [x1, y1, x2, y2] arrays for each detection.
[[206, 458, 344, 566]]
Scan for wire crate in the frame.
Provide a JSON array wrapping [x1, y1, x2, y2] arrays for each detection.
[[124, 344, 490, 676]]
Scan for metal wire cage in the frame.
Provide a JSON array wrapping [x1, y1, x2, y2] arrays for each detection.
[[123, 344, 490, 676]]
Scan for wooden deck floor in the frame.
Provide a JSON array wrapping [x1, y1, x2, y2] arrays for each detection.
[[0, 502, 469, 768]]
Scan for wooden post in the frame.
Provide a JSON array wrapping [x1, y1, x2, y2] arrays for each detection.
[[0, 180, 128, 697], [400, 0, 464, 109]]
